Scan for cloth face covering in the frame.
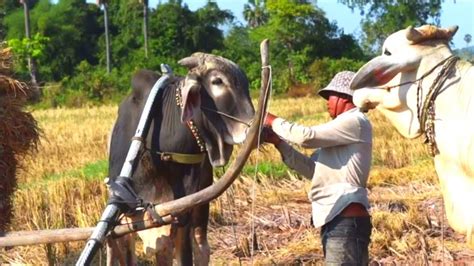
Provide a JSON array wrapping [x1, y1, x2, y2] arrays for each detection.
[[327, 95, 355, 119]]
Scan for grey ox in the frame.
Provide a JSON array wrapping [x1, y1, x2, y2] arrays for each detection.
[[108, 53, 254, 265], [350, 25, 474, 245]]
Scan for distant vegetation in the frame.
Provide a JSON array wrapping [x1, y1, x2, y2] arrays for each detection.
[[454, 45, 474, 62], [1, 0, 454, 107]]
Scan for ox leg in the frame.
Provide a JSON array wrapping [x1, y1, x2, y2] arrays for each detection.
[[191, 203, 211, 266], [106, 233, 137, 266], [435, 163, 474, 243], [137, 224, 173, 266], [174, 225, 193, 265]]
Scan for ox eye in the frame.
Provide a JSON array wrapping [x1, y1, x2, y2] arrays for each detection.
[[211, 78, 223, 85], [384, 49, 392, 56]]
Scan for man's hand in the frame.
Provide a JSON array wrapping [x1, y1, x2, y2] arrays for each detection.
[[261, 126, 281, 146], [264, 112, 278, 127]]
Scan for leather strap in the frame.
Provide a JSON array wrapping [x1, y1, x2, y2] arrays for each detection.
[[339, 203, 369, 217], [156, 151, 206, 164]]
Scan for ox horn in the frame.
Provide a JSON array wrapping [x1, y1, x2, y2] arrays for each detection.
[[406, 25, 459, 44], [406, 25, 423, 44], [178, 55, 201, 69], [445, 25, 459, 38]]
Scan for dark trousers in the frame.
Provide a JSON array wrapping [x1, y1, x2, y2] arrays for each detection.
[[320, 216, 372, 265]]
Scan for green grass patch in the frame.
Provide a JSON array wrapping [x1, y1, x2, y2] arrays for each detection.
[[80, 160, 109, 180], [214, 161, 290, 180], [242, 161, 290, 180], [19, 160, 108, 189]]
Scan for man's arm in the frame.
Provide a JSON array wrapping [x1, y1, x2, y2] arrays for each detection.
[[274, 141, 315, 180], [271, 115, 361, 149]]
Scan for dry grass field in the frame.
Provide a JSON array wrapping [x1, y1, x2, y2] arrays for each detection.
[[1, 97, 474, 264]]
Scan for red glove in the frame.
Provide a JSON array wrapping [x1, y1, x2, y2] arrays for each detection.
[[261, 126, 282, 146], [264, 112, 278, 127]]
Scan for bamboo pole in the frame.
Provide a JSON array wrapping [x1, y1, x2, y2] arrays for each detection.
[[0, 228, 93, 247]]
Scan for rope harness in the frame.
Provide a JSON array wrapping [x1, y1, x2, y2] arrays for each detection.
[[174, 85, 253, 156], [201, 106, 252, 127], [140, 86, 209, 165], [385, 55, 459, 156]]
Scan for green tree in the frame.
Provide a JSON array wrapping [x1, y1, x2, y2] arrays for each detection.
[[1, 0, 23, 40], [193, 1, 233, 52], [243, 0, 268, 28], [7, 33, 49, 69], [217, 26, 261, 89], [246, 0, 364, 92], [7, 33, 49, 99], [5, 0, 102, 81], [464, 33, 472, 47], [149, 0, 232, 59], [97, 0, 111, 73], [308, 57, 365, 91], [19, 0, 40, 98], [140, 0, 149, 58], [106, 0, 142, 68], [340, 0, 442, 55]]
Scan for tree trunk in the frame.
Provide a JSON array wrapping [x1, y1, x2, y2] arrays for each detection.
[[143, 0, 149, 58], [103, 2, 111, 73], [21, 0, 40, 101]]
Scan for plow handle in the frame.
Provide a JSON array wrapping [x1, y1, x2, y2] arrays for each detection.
[[75, 204, 120, 266], [75, 64, 172, 265]]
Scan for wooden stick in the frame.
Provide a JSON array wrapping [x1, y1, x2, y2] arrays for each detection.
[[0, 216, 169, 247], [0, 228, 93, 247]]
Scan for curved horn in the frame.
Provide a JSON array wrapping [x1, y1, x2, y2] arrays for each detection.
[[406, 25, 459, 44], [406, 25, 423, 44], [178, 56, 200, 69], [445, 25, 459, 39]]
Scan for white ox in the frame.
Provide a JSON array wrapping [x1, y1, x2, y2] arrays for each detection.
[[350, 25, 474, 244]]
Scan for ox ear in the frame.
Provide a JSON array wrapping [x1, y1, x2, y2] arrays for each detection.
[[350, 54, 421, 90], [180, 74, 202, 123]]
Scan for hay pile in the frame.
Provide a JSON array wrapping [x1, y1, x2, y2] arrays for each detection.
[[0, 45, 40, 232]]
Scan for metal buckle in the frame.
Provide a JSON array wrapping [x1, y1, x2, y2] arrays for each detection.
[[160, 153, 171, 161]]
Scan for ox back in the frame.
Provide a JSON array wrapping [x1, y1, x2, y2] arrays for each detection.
[[108, 70, 213, 264]]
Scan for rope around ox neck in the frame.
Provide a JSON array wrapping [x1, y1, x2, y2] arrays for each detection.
[[416, 55, 459, 156]]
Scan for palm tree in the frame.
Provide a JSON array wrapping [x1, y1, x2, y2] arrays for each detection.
[[464, 34, 472, 48], [243, 0, 268, 28], [97, 0, 111, 73], [19, 0, 40, 100], [139, 0, 149, 58]]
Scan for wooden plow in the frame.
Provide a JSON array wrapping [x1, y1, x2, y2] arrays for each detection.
[[0, 40, 272, 264]]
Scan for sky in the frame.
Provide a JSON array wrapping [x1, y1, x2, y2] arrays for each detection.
[[144, 0, 474, 51]]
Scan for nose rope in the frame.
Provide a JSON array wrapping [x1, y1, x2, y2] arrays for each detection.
[[250, 64, 272, 262], [200, 106, 252, 127], [416, 55, 459, 156], [382, 55, 459, 156], [384, 55, 457, 91]]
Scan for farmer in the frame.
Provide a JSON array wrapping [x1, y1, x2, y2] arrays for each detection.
[[262, 71, 373, 265]]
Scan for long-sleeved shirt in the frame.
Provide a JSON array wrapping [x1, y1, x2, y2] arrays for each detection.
[[272, 108, 372, 228]]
